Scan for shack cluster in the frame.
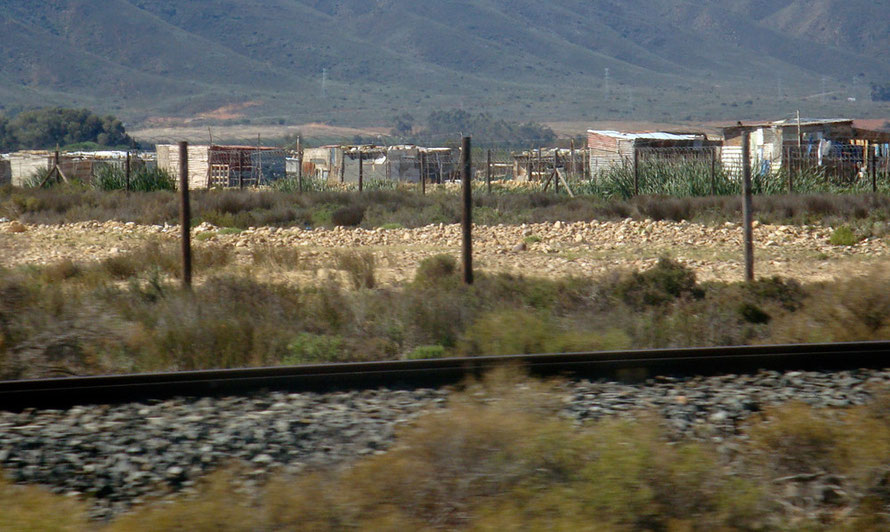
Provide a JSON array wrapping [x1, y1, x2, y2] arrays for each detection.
[[1, 118, 888, 189]]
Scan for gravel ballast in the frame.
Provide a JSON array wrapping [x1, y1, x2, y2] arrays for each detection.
[[2, 368, 889, 519]]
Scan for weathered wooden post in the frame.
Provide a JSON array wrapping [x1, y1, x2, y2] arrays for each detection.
[[178, 141, 192, 288], [570, 138, 576, 181], [554, 150, 560, 194], [742, 130, 754, 282], [125, 151, 131, 193], [461, 136, 473, 285], [486, 149, 492, 194], [870, 144, 878, 193]]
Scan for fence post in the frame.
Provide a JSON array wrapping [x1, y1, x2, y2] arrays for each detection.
[[178, 141, 192, 289], [570, 139, 576, 181], [554, 151, 560, 194], [461, 136, 473, 285], [486, 149, 492, 194], [297, 135, 303, 193], [742, 131, 754, 283], [526, 148, 532, 182], [632, 147, 640, 196], [358, 152, 363, 193], [125, 151, 131, 193]]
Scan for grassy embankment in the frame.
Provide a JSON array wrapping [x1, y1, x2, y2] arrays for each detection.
[[2, 246, 889, 379]]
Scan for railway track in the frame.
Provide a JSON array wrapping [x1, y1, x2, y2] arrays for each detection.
[[1, 341, 889, 410]]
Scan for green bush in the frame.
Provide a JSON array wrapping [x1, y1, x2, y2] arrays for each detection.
[[406, 344, 446, 360], [285, 332, 344, 364], [830, 225, 860, 246], [413, 254, 458, 287], [613, 257, 703, 308]]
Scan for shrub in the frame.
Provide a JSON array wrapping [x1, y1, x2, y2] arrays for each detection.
[[458, 309, 629, 356], [335, 251, 376, 290], [413, 254, 458, 287], [406, 344, 446, 360], [745, 402, 890, 483], [331, 205, 365, 226], [284, 332, 344, 364], [830, 225, 860, 246], [769, 267, 890, 343], [613, 257, 702, 307]]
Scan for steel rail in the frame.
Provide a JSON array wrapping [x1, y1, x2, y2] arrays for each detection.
[[1, 341, 889, 410]]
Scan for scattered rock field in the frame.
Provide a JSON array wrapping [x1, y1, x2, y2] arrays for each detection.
[[2, 219, 889, 283]]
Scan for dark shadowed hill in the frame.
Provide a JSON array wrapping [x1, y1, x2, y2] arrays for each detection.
[[1, 0, 888, 126]]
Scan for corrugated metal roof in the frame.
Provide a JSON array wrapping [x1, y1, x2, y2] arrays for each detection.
[[770, 118, 853, 127], [587, 130, 702, 141]]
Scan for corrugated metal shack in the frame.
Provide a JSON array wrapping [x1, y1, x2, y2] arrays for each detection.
[[587, 130, 720, 177], [156, 144, 286, 189], [6, 150, 149, 187], [721, 118, 890, 178], [301, 145, 460, 184]]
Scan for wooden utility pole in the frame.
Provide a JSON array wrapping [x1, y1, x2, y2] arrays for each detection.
[[486, 149, 492, 194], [461, 137, 473, 285], [178, 142, 192, 288], [125, 151, 131, 193], [742, 130, 754, 282]]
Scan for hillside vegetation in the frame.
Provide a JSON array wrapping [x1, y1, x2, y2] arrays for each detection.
[[1, 0, 888, 125]]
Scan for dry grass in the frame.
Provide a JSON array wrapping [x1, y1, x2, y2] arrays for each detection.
[[3, 185, 890, 231], [0, 474, 89, 531]]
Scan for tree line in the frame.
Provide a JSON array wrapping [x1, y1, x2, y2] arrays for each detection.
[[0, 108, 135, 152], [390, 109, 556, 148]]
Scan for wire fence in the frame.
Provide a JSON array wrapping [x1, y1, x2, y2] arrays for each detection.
[[270, 141, 890, 197]]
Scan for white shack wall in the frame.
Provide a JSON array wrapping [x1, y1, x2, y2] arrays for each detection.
[[9, 153, 51, 186], [157, 145, 211, 189]]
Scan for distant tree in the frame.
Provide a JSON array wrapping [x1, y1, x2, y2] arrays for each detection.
[[0, 114, 14, 152], [5, 108, 134, 150], [421, 109, 556, 148], [390, 113, 415, 137], [871, 83, 890, 102]]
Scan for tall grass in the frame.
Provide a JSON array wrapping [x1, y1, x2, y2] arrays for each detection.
[[92, 165, 175, 192]]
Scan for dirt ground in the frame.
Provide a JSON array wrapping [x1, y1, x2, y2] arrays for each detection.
[[3, 219, 888, 286]]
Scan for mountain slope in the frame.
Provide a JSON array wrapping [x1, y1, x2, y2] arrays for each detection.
[[0, 0, 887, 127]]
